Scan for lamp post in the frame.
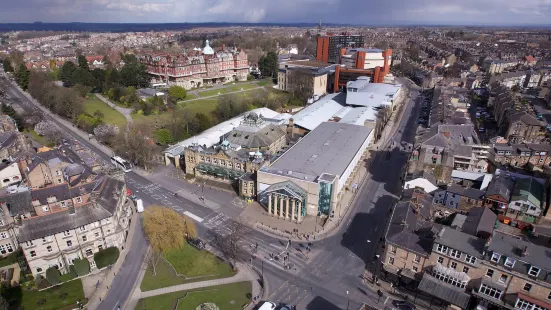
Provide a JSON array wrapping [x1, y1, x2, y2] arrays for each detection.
[[346, 291, 349, 310]]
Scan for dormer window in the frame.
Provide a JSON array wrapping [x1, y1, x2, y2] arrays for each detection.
[[504, 257, 516, 268], [528, 266, 540, 277], [491, 252, 501, 263]]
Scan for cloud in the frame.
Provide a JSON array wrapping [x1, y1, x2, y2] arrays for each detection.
[[0, 0, 551, 25]]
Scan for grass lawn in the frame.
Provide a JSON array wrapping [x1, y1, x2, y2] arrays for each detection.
[[135, 282, 251, 310], [23, 129, 54, 147], [3, 279, 85, 310], [177, 93, 198, 103], [256, 79, 274, 87], [0, 252, 18, 268], [197, 83, 257, 97], [140, 243, 235, 292], [179, 99, 219, 116], [82, 94, 127, 128]]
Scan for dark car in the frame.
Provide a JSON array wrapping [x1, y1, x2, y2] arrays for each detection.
[[392, 300, 416, 310]]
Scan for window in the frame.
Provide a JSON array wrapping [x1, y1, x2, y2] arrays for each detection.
[[450, 249, 462, 259], [85, 249, 93, 257], [36, 267, 42, 273], [515, 299, 544, 310], [388, 257, 394, 265], [505, 257, 516, 268], [61, 201, 66, 207], [479, 284, 502, 300], [79, 225, 86, 232], [30, 251, 36, 257], [56, 170, 60, 176], [548, 292, 551, 300], [523, 283, 532, 292], [491, 252, 501, 263], [529, 266, 540, 277], [390, 245, 397, 254], [82, 235, 87, 242], [499, 274, 508, 283], [436, 244, 448, 254], [66, 240, 72, 247], [450, 262, 457, 269], [57, 178, 62, 184], [63, 230, 70, 237], [90, 260, 96, 268], [94, 232, 100, 238], [432, 270, 467, 288], [0, 244, 12, 255], [42, 206, 49, 212], [465, 255, 477, 264], [47, 246, 52, 252], [438, 256, 444, 264], [486, 269, 494, 277], [412, 266, 418, 272], [414, 255, 421, 263], [76, 197, 82, 203], [98, 245, 103, 251], [463, 266, 469, 273], [25, 241, 34, 247], [0, 232, 7, 240]]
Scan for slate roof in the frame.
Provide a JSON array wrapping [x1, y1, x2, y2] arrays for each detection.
[[461, 207, 497, 237], [489, 231, 551, 271], [418, 273, 471, 309], [226, 124, 286, 149], [18, 203, 112, 242], [485, 174, 515, 202], [31, 184, 71, 205], [96, 177, 125, 214], [0, 189, 33, 216], [446, 184, 486, 200], [436, 227, 486, 257], [385, 201, 437, 256]]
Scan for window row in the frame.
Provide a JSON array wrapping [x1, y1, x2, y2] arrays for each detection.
[[432, 270, 467, 289], [479, 284, 502, 300], [490, 252, 540, 277]]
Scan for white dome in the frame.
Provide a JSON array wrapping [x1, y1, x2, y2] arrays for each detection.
[[202, 40, 214, 55]]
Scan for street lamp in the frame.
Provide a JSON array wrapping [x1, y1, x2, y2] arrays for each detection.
[[346, 291, 349, 310]]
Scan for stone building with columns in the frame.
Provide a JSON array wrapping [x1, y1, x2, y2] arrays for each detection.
[[257, 122, 373, 222]]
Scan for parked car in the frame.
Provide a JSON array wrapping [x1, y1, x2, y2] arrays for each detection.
[[392, 300, 416, 310]]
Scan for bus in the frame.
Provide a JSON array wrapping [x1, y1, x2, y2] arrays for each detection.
[[111, 156, 132, 172]]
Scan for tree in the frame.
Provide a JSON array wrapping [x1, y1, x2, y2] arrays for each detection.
[[1, 103, 24, 131], [45, 267, 61, 285], [2, 58, 13, 73], [211, 221, 250, 268], [142, 205, 198, 275], [286, 68, 314, 103], [114, 121, 157, 169], [21, 110, 43, 129], [120, 54, 149, 88], [511, 84, 521, 92], [168, 85, 187, 100], [214, 94, 251, 122], [153, 128, 174, 145], [74, 83, 92, 98], [15, 63, 30, 90], [77, 55, 89, 71], [34, 120, 62, 144], [258, 51, 278, 78], [53, 87, 82, 120], [93, 124, 119, 143], [60, 61, 77, 86], [0, 295, 8, 310], [195, 113, 212, 132]]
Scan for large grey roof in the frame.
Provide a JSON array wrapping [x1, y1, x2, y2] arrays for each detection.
[[436, 227, 486, 257], [385, 201, 437, 256], [489, 231, 551, 271], [18, 203, 112, 242], [418, 273, 471, 309], [446, 184, 485, 200], [226, 124, 286, 149], [485, 174, 515, 202], [96, 177, 125, 214], [263, 122, 372, 181], [0, 189, 33, 216], [291, 93, 346, 131], [461, 207, 497, 237]]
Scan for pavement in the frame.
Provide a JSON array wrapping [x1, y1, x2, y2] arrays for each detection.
[[95, 93, 134, 125], [0, 73, 424, 310]]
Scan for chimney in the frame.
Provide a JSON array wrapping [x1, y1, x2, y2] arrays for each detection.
[[522, 246, 528, 257], [288, 118, 295, 138]]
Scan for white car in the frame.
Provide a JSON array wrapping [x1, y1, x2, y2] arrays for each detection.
[[258, 302, 277, 310]]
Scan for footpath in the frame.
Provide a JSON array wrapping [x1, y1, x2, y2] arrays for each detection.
[[95, 93, 134, 125]]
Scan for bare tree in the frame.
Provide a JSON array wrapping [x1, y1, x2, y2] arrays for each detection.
[[211, 221, 250, 269], [93, 124, 119, 143], [145, 248, 164, 276], [374, 106, 392, 142], [286, 68, 314, 104]]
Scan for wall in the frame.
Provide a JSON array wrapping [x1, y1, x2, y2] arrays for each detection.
[[0, 163, 22, 188], [338, 130, 372, 192], [384, 244, 428, 275]]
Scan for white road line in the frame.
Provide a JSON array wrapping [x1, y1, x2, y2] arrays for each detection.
[[183, 211, 204, 222]]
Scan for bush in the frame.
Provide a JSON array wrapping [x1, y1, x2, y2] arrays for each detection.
[[73, 258, 90, 277], [68, 265, 78, 278], [45, 267, 60, 286], [35, 275, 50, 289], [94, 247, 120, 269]]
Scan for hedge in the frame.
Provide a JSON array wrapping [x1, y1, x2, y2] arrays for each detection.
[[45, 267, 60, 285], [73, 258, 90, 277], [94, 247, 120, 269]]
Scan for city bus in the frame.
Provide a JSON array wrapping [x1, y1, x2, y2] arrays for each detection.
[[111, 156, 132, 172]]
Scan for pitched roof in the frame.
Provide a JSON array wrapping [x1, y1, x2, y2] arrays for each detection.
[[461, 207, 497, 237], [511, 177, 544, 207], [485, 174, 515, 202], [0, 189, 33, 216], [446, 184, 486, 200], [489, 231, 551, 272], [436, 227, 486, 256]]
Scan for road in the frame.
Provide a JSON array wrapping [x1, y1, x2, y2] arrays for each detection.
[[0, 74, 420, 310]]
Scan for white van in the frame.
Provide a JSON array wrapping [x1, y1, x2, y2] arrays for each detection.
[[136, 199, 144, 213], [258, 302, 276, 310]]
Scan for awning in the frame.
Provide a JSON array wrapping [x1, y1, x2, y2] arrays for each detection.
[[418, 273, 471, 309], [383, 263, 400, 275], [517, 293, 551, 310]]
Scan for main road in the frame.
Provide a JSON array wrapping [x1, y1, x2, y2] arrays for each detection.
[[0, 74, 420, 310]]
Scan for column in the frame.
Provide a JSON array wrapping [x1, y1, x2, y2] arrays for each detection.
[[291, 199, 296, 221], [285, 197, 290, 220], [297, 201, 302, 223], [268, 193, 272, 215], [175, 155, 181, 168]]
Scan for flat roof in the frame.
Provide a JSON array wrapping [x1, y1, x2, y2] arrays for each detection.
[[292, 93, 346, 131], [263, 122, 372, 182]]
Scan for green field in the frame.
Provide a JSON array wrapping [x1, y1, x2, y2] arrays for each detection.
[[179, 99, 219, 116], [140, 243, 235, 292], [23, 129, 54, 147], [135, 282, 251, 310], [83, 94, 127, 128], [3, 279, 85, 310], [197, 83, 257, 98], [256, 79, 274, 87]]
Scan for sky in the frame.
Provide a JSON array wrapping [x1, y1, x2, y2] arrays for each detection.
[[1, 0, 551, 25]]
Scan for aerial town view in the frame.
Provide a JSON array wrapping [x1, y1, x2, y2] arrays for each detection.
[[1, 2, 551, 310]]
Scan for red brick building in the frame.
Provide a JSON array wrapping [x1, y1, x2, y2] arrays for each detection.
[[139, 41, 249, 89]]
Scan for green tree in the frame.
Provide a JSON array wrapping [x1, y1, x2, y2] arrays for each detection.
[[195, 113, 212, 132], [15, 63, 30, 90], [2, 58, 13, 73], [45, 267, 61, 285], [74, 83, 92, 98], [258, 51, 278, 78], [0, 294, 8, 310], [60, 61, 77, 86], [168, 85, 187, 100], [91, 68, 106, 91], [120, 54, 149, 88], [77, 55, 89, 70], [153, 128, 174, 145], [1, 103, 23, 131], [73, 68, 96, 87]]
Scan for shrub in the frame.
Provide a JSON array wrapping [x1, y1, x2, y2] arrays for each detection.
[[68, 265, 78, 278], [73, 258, 90, 277], [35, 275, 50, 289], [94, 247, 120, 269], [45, 267, 60, 286]]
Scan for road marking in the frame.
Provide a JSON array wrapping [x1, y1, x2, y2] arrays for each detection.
[[385, 296, 390, 304], [183, 211, 204, 222]]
